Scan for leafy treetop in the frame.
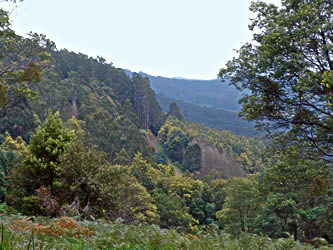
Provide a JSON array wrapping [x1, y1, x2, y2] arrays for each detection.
[[219, 0, 333, 162]]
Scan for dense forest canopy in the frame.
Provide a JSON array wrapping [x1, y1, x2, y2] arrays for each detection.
[[0, 0, 332, 247]]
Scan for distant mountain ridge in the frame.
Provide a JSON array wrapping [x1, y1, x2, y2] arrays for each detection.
[[123, 69, 243, 111], [123, 69, 258, 137], [157, 94, 258, 137]]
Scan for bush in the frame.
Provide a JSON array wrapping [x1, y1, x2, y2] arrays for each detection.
[[0, 215, 317, 249]]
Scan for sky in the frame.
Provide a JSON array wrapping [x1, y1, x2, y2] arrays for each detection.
[[2, 0, 280, 79]]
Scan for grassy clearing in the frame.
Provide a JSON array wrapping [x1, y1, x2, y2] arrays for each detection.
[[154, 141, 183, 176], [0, 215, 325, 249]]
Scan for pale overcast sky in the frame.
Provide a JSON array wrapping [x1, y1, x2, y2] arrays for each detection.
[[2, 0, 280, 79]]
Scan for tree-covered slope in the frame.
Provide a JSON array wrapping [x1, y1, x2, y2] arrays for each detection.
[[156, 117, 265, 177], [1, 1, 332, 245], [156, 93, 259, 137], [0, 49, 162, 161]]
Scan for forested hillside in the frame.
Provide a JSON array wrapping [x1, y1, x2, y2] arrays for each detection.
[[0, 0, 332, 248], [1, 49, 162, 159], [0, 31, 269, 230], [156, 117, 265, 176], [157, 93, 258, 137]]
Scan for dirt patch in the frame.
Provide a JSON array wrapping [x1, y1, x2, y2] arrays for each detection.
[[146, 132, 159, 152], [175, 169, 182, 177]]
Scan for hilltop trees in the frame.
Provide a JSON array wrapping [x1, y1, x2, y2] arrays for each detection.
[[131, 73, 162, 134], [0, 8, 53, 118], [219, 0, 333, 162], [168, 102, 183, 121]]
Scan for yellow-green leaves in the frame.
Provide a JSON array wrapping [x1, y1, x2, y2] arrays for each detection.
[[23, 61, 41, 82], [0, 83, 7, 109]]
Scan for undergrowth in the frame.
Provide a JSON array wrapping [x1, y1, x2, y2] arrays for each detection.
[[0, 214, 329, 249]]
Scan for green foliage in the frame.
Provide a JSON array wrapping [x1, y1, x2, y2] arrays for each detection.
[[0, 149, 8, 202], [254, 193, 297, 238], [153, 191, 198, 232], [24, 111, 74, 186], [189, 189, 205, 224], [158, 118, 265, 175], [154, 151, 168, 165], [219, 0, 333, 162], [257, 156, 332, 242], [2, 135, 28, 155], [48, 124, 158, 224], [0, 215, 317, 249], [130, 153, 158, 192], [0, 106, 41, 142], [0, 136, 26, 203], [168, 101, 183, 121], [202, 179, 228, 224], [113, 148, 131, 165], [121, 98, 140, 127], [183, 143, 202, 173], [97, 164, 159, 224], [84, 109, 153, 161], [166, 135, 186, 163], [116, 182, 158, 224], [131, 73, 162, 133], [0, 9, 53, 118], [216, 176, 260, 235], [157, 93, 258, 137], [0, 47, 160, 162], [56, 140, 108, 215], [0, 2, 331, 245], [158, 118, 188, 163], [0, 203, 17, 215], [0, 139, 24, 204], [216, 1, 333, 241], [6, 111, 74, 213]]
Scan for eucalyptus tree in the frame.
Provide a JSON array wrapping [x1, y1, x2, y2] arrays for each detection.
[[219, 0, 333, 162], [0, 5, 53, 118]]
